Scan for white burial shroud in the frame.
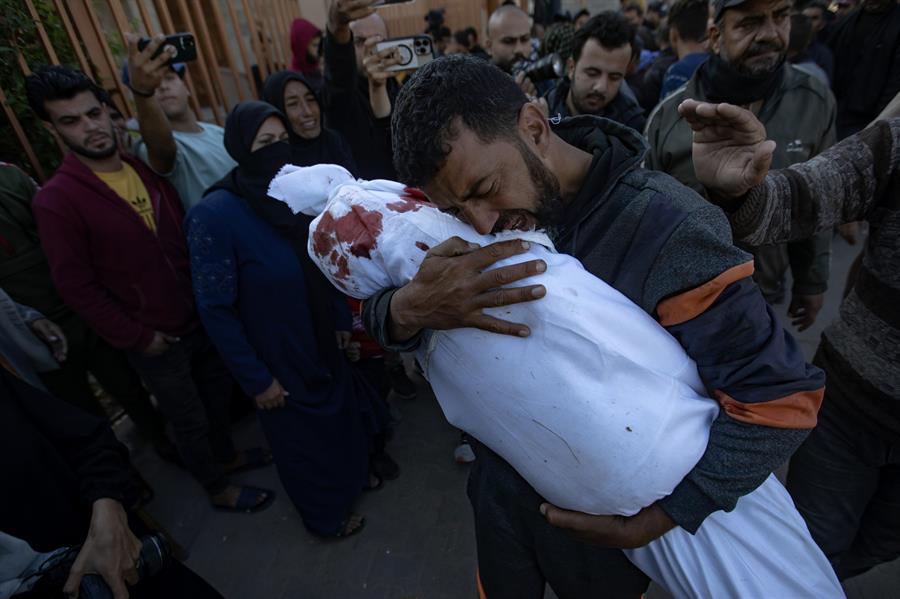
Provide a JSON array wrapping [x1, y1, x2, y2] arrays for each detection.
[[269, 164, 719, 516]]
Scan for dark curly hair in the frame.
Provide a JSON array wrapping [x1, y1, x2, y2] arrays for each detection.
[[572, 12, 636, 63], [668, 0, 710, 43], [25, 65, 101, 122], [391, 55, 527, 187]]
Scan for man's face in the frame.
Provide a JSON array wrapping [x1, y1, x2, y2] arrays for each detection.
[[283, 79, 321, 140], [801, 6, 825, 34], [624, 9, 643, 26], [487, 12, 533, 71], [44, 90, 117, 159], [423, 121, 562, 235], [155, 70, 190, 120], [445, 39, 469, 55], [645, 11, 662, 28], [575, 13, 592, 29], [712, 0, 791, 76], [567, 39, 631, 115], [351, 14, 388, 72]]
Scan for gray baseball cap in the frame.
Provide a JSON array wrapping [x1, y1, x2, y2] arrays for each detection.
[[713, 0, 750, 21]]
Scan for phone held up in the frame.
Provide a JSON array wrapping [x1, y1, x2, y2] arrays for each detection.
[[137, 32, 197, 64], [375, 35, 435, 72]]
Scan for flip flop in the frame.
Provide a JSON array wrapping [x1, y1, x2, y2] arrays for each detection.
[[225, 447, 273, 475], [309, 514, 367, 539], [211, 485, 275, 513], [363, 473, 384, 493]]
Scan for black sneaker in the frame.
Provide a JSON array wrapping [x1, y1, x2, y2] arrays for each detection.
[[388, 364, 417, 400]]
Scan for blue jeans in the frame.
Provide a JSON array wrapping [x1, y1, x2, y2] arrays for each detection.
[[127, 329, 235, 493], [787, 348, 900, 580]]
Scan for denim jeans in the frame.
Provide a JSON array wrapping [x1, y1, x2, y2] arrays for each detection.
[[127, 329, 235, 493], [787, 350, 900, 580]]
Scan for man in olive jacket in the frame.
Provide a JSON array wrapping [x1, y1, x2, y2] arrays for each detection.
[[645, 0, 836, 331]]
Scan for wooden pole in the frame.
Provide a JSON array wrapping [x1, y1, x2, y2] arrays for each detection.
[[208, 0, 248, 102], [186, 0, 231, 108], [225, 0, 255, 96], [173, 0, 224, 123], [242, 0, 271, 79], [52, 0, 92, 74], [81, 0, 134, 118], [134, 0, 158, 36], [0, 85, 47, 181], [24, 0, 61, 64]]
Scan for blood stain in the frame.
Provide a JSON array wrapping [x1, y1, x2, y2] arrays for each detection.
[[415, 241, 430, 252]]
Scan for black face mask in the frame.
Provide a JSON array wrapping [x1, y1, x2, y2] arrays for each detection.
[[232, 140, 292, 202], [697, 53, 785, 106]]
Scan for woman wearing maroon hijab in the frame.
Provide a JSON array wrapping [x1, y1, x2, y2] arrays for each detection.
[[290, 18, 324, 89]]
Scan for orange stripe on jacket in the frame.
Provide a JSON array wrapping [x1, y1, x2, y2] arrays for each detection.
[[656, 261, 755, 326], [715, 388, 824, 428]]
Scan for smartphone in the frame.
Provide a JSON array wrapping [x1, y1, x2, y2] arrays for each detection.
[[137, 32, 197, 64], [375, 36, 435, 72], [372, 0, 417, 6]]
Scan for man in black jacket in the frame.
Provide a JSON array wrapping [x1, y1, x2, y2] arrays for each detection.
[[827, 0, 900, 138], [0, 367, 222, 598], [543, 13, 646, 131], [323, 0, 398, 180]]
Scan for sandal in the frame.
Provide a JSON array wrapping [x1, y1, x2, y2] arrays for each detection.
[[211, 485, 275, 513], [309, 514, 366, 539], [224, 447, 273, 475]]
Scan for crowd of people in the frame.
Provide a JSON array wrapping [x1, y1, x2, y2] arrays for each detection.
[[1, 0, 898, 596]]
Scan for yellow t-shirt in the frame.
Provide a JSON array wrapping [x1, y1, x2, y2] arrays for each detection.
[[94, 163, 156, 233]]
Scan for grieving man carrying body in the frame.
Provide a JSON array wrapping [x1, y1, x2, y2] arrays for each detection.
[[362, 55, 825, 598]]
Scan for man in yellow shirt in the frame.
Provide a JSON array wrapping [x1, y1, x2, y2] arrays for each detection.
[[94, 163, 156, 233]]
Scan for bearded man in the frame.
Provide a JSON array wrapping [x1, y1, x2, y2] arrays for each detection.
[[645, 0, 836, 333]]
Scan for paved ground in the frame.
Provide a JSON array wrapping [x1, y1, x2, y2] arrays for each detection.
[[123, 234, 899, 598]]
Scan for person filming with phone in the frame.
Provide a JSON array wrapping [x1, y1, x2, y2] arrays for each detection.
[[124, 34, 236, 211]]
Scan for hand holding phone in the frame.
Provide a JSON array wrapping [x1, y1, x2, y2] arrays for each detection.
[[374, 36, 435, 72], [137, 33, 197, 65]]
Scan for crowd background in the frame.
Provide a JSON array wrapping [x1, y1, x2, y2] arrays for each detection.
[[1, 0, 899, 597]]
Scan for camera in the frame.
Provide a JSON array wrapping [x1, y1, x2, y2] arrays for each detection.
[[30, 534, 171, 599], [521, 53, 565, 84], [375, 36, 436, 72]]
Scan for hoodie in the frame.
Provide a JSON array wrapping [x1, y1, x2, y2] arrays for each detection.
[[290, 18, 323, 82], [364, 115, 824, 533]]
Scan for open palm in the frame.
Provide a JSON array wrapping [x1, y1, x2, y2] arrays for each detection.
[[677, 100, 777, 200]]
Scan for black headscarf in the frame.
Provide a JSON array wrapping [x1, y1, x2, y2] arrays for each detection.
[[261, 70, 357, 174], [207, 101, 344, 376]]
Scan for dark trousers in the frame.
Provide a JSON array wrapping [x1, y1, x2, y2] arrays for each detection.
[[38, 313, 165, 441], [127, 329, 235, 493], [468, 440, 650, 599], [787, 351, 900, 580]]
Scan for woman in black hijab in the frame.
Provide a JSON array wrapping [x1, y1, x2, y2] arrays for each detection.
[[186, 101, 380, 538], [262, 70, 358, 173]]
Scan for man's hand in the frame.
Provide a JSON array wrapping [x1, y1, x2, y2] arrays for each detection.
[[388, 237, 547, 342], [335, 330, 352, 350], [63, 499, 142, 599], [141, 331, 179, 357], [345, 341, 362, 362], [515, 72, 538, 99], [328, 0, 378, 38], [363, 37, 401, 86], [125, 34, 176, 96], [255, 378, 288, 410], [837, 222, 861, 245], [30, 318, 68, 362], [540, 502, 676, 549], [788, 293, 824, 332], [677, 99, 777, 202]]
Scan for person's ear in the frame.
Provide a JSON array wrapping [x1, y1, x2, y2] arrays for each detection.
[[567, 56, 575, 79], [708, 22, 721, 54], [518, 102, 552, 155], [669, 26, 679, 48]]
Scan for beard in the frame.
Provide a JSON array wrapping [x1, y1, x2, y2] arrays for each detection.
[[492, 137, 564, 234], [729, 40, 786, 77], [571, 87, 608, 116], [62, 129, 118, 160]]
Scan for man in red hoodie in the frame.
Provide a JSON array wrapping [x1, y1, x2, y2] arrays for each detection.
[[25, 66, 273, 513]]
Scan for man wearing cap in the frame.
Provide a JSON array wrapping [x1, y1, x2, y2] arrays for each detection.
[[124, 35, 235, 210], [645, 0, 836, 332]]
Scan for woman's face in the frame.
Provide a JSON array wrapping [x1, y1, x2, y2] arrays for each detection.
[[251, 116, 289, 152], [283, 79, 322, 140]]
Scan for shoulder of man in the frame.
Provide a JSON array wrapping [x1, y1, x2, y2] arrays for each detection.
[[782, 63, 834, 106], [644, 82, 692, 169], [615, 168, 751, 312]]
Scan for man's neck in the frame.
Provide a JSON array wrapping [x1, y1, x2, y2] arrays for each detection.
[[169, 110, 202, 133], [550, 135, 594, 203], [565, 90, 581, 117], [73, 151, 123, 173], [675, 41, 706, 60]]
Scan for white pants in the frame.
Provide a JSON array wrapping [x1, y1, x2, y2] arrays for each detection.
[[626, 475, 844, 598]]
